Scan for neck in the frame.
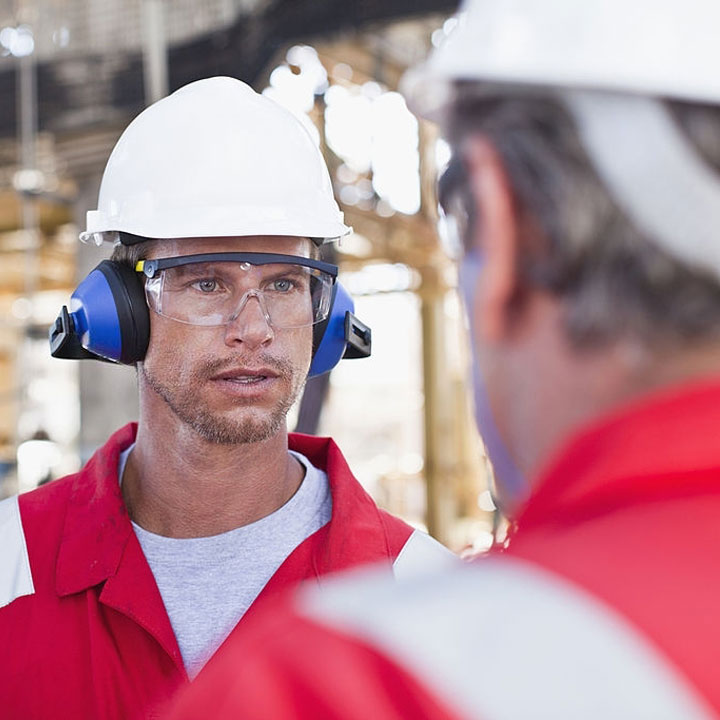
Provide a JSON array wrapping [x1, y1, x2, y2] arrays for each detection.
[[122, 405, 303, 539], [510, 320, 720, 479]]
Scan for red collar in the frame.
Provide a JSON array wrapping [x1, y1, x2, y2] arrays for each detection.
[[287, 432, 398, 576], [56, 423, 137, 597], [55, 425, 393, 595], [52, 425, 397, 672], [55, 424, 187, 668], [516, 378, 720, 529]]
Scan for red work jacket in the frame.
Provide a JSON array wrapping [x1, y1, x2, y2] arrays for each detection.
[[0, 423, 434, 720], [169, 379, 720, 719]]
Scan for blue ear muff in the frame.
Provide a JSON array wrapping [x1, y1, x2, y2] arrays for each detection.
[[51, 264, 370, 373], [309, 282, 372, 377], [50, 260, 149, 364]]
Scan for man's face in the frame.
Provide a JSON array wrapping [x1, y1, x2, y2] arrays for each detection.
[[139, 235, 314, 444]]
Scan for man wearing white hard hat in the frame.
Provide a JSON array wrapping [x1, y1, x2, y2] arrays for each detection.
[[0, 77, 455, 719], [168, 1, 720, 718]]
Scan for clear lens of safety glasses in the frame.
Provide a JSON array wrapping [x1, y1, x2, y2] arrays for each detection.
[[138, 253, 337, 329]]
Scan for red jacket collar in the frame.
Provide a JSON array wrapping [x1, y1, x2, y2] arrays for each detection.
[[53, 425, 402, 674], [56, 423, 187, 672], [56, 423, 137, 597], [56, 426, 395, 595], [287, 432, 399, 576], [517, 378, 720, 529]]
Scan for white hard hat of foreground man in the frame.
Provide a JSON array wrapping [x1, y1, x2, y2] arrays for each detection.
[[168, 2, 720, 718], [0, 77, 455, 720]]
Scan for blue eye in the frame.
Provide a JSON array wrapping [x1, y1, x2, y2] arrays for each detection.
[[195, 279, 219, 293], [272, 279, 294, 293]]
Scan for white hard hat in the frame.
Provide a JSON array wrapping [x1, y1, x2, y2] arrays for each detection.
[[82, 76, 350, 245], [402, 0, 720, 281], [403, 0, 720, 119]]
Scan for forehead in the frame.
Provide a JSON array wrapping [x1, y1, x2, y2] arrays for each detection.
[[145, 235, 312, 260]]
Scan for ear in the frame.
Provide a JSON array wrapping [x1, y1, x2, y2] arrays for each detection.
[[464, 136, 519, 343]]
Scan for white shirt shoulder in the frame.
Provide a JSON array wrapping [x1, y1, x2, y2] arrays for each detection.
[[0, 495, 35, 609]]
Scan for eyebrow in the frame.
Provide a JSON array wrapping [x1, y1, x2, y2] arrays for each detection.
[[261, 265, 307, 278], [170, 264, 219, 276]]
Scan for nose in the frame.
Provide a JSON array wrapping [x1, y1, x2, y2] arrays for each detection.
[[223, 291, 274, 350]]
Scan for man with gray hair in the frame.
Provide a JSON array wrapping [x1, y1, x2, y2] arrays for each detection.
[[168, 1, 720, 717]]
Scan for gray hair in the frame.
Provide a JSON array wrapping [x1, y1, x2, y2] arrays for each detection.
[[443, 87, 720, 350]]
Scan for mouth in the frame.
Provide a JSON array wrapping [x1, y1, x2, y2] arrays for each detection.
[[209, 367, 280, 392], [225, 376, 265, 385]]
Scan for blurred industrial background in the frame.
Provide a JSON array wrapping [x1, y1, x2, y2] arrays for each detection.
[[0, 0, 499, 552]]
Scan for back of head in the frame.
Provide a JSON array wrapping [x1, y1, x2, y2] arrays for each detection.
[[404, 0, 720, 353]]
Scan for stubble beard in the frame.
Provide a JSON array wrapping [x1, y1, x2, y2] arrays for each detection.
[[140, 354, 306, 445]]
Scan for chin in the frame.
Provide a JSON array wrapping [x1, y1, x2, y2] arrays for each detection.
[[186, 406, 288, 445]]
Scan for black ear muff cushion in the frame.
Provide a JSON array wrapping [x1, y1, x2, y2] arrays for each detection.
[[312, 282, 337, 358], [96, 260, 150, 364]]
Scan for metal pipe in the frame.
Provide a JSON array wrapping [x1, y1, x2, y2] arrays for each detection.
[[18, 51, 39, 296], [142, 0, 169, 105]]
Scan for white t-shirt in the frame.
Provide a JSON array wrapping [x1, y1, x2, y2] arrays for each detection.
[[118, 445, 332, 679]]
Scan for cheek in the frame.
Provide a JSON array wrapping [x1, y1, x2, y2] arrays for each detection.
[[290, 327, 314, 371], [466, 273, 505, 418], [479, 343, 515, 448], [271, 325, 313, 379], [479, 346, 501, 407], [143, 316, 203, 374]]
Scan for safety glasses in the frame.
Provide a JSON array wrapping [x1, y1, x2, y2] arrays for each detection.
[[135, 252, 338, 329]]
